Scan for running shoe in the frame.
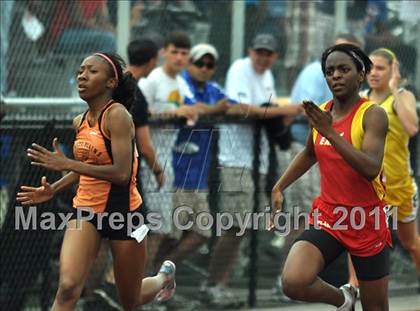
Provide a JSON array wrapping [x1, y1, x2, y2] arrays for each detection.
[[155, 260, 176, 302], [338, 284, 358, 311]]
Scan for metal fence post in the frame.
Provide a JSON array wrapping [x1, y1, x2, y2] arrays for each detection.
[[249, 121, 261, 307]]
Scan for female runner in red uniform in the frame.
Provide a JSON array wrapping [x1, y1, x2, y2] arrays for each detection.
[[17, 52, 175, 311], [271, 44, 391, 311]]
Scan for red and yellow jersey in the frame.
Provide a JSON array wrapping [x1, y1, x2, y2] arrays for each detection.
[[310, 98, 391, 257], [313, 98, 385, 207], [73, 101, 142, 213]]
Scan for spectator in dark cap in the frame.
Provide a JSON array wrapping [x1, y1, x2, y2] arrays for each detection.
[[252, 33, 278, 51], [249, 33, 278, 74], [200, 33, 302, 307]]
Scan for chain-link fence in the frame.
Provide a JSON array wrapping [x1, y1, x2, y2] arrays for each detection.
[[2, 1, 420, 97], [1, 0, 420, 310]]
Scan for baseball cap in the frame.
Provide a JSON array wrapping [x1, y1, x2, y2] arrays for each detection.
[[190, 43, 219, 63], [252, 34, 277, 52]]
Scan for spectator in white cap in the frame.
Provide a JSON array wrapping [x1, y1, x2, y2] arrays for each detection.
[[153, 43, 233, 270], [190, 43, 219, 64]]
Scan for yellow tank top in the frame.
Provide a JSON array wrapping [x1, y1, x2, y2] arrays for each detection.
[[378, 94, 413, 191]]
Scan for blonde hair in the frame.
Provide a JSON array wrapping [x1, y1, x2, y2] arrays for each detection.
[[370, 48, 397, 64]]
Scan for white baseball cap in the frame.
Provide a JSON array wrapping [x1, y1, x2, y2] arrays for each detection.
[[190, 43, 219, 62]]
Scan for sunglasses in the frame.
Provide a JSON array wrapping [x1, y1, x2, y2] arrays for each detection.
[[193, 60, 215, 69]]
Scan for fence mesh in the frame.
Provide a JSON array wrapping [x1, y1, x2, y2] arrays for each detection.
[[1, 105, 419, 310], [3, 1, 419, 97]]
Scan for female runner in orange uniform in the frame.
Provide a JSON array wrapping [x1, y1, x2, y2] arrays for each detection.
[[17, 52, 175, 311]]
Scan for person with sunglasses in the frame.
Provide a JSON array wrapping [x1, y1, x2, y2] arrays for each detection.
[[153, 43, 232, 271]]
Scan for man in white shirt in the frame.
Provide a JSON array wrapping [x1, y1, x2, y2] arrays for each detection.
[[202, 34, 302, 306], [138, 31, 198, 272], [139, 32, 197, 119]]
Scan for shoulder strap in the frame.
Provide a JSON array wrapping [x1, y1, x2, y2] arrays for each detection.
[[379, 93, 394, 109], [97, 100, 115, 161], [350, 100, 375, 150], [97, 100, 115, 138], [77, 110, 89, 132]]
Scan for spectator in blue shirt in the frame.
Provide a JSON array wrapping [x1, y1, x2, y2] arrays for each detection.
[[154, 43, 232, 267], [174, 48, 235, 190]]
